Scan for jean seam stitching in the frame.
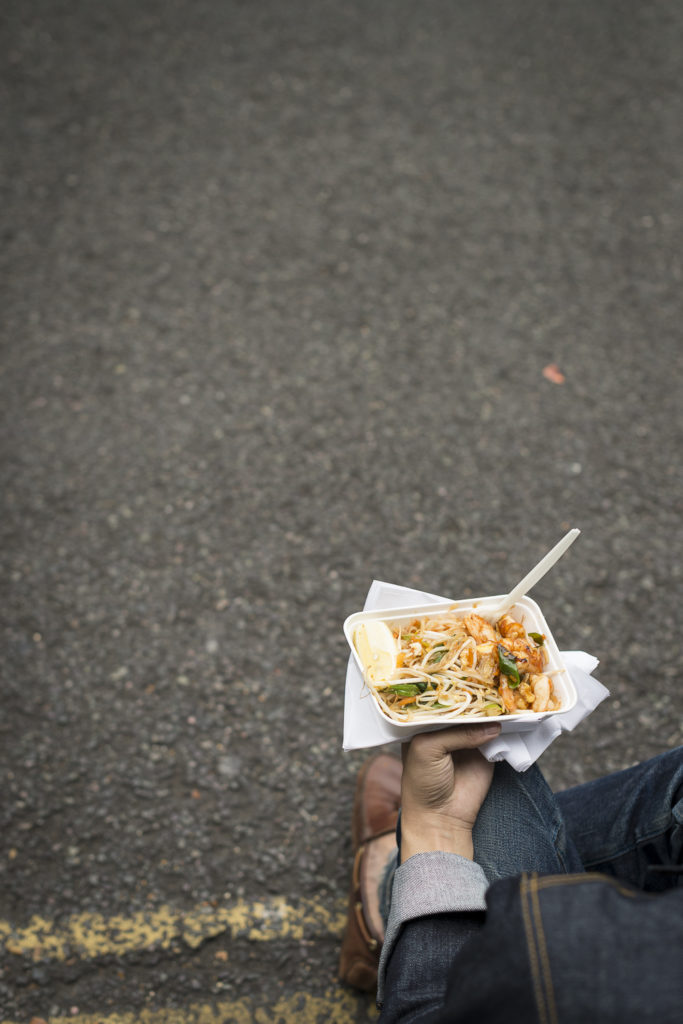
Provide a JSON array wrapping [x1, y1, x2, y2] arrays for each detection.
[[534, 872, 642, 900], [530, 873, 559, 1024], [520, 873, 549, 1024]]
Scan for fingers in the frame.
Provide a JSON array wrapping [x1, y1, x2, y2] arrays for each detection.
[[412, 723, 501, 757]]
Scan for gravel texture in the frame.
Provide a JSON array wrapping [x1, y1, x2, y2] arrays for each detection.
[[1, 0, 682, 1018]]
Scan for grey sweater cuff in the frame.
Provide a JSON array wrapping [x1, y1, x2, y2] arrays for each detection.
[[377, 851, 488, 1003]]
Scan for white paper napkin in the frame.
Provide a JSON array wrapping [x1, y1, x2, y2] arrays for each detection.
[[342, 581, 610, 771]]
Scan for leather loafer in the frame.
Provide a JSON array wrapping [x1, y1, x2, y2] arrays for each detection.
[[338, 753, 402, 992]]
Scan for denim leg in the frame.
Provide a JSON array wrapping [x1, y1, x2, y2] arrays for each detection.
[[379, 759, 584, 927], [555, 746, 683, 891], [472, 761, 585, 882]]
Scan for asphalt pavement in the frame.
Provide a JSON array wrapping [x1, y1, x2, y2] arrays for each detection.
[[1, 0, 682, 1020]]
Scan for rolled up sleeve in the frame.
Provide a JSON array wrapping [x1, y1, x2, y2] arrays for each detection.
[[377, 851, 488, 1008]]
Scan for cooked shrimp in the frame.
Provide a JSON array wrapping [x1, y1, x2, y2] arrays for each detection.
[[531, 674, 551, 712], [502, 637, 546, 675], [463, 613, 499, 644], [497, 614, 526, 640], [499, 680, 517, 713]]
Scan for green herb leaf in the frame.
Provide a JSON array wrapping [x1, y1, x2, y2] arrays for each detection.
[[383, 683, 422, 696], [528, 631, 545, 647], [497, 645, 520, 687]]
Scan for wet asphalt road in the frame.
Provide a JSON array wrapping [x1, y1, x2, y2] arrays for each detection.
[[1, 0, 682, 1020]]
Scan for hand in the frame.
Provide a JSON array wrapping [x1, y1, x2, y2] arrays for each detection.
[[399, 723, 501, 863]]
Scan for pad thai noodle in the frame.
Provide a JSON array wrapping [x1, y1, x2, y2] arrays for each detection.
[[365, 611, 560, 722]]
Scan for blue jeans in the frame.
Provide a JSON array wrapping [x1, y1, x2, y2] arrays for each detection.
[[475, 747, 683, 889], [381, 748, 683, 920], [379, 748, 683, 1023]]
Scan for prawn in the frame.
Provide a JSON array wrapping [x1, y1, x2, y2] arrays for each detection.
[[497, 614, 526, 640], [463, 613, 499, 644], [499, 680, 517, 713], [501, 637, 546, 675], [531, 674, 552, 713]]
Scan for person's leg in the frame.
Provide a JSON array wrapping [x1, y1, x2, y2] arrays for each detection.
[[472, 760, 585, 881], [379, 757, 585, 930], [555, 746, 683, 891]]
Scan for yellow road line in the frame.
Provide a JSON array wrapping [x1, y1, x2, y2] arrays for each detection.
[[3, 986, 379, 1024], [0, 896, 347, 961]]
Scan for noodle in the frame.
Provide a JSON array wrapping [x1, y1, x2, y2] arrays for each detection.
[[364, 610, 558, 722]]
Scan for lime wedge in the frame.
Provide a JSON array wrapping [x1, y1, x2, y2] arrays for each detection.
[[353, 620, 398, 682]]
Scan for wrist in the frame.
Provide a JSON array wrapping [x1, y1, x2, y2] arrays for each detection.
[[400, 822, 474, 863]]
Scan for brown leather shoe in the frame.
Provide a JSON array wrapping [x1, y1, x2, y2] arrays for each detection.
[[338, 753, 402, 992]]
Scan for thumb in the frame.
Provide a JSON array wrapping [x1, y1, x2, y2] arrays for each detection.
[[418, 722, 501, 757]]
